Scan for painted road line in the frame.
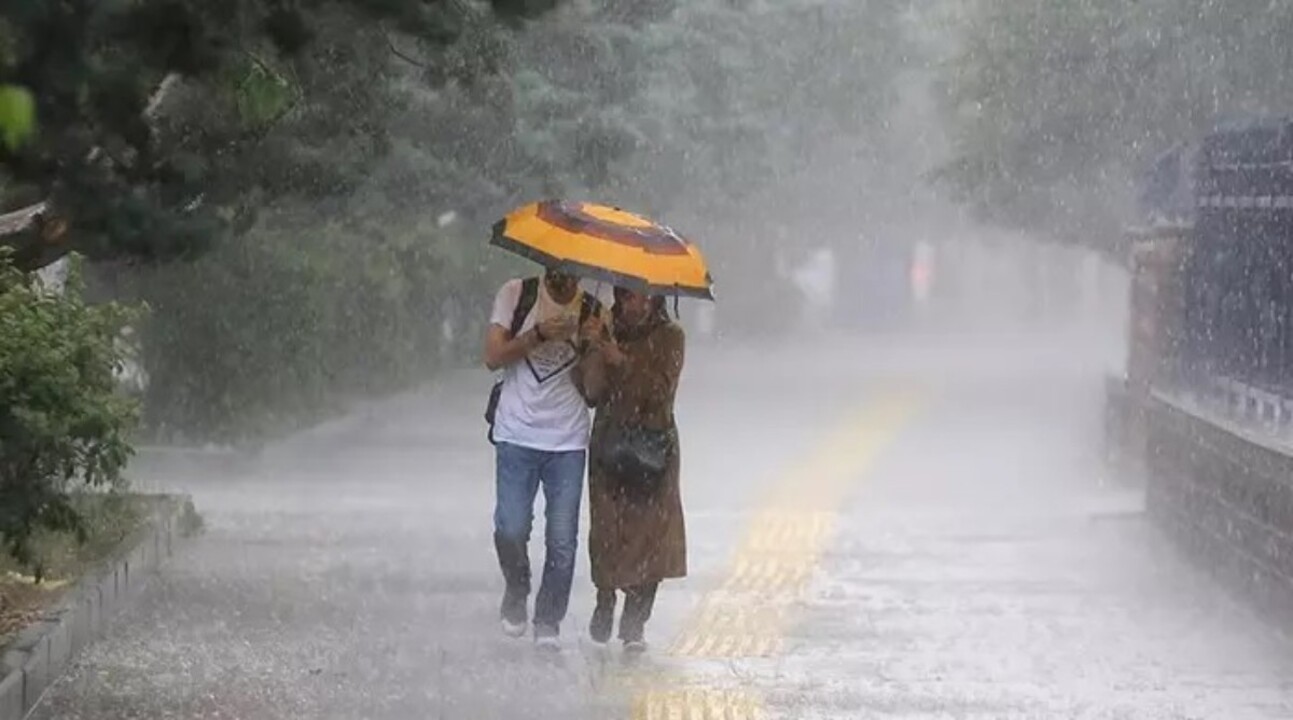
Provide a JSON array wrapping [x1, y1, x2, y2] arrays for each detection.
[[630, 689, 766, 720], [615, 386, 926, 719], [669, 600, 786, 658]]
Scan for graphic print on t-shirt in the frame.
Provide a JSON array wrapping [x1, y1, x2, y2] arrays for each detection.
[[525, 339, 579, 384]]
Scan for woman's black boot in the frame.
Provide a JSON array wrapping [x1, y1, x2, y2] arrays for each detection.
[[589, 588, 616, 645]]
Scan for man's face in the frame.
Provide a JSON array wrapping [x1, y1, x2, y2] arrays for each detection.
[[544, 270, 578, 303]]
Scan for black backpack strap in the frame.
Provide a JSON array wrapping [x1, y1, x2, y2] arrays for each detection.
[[510, 277, 540, 337], [488, 277, 540, 445]]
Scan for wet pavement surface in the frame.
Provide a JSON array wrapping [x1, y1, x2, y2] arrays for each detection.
[[32, 333, 1293, 719]]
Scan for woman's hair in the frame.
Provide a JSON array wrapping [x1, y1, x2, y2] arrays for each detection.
[[612, 287, 668, 322]]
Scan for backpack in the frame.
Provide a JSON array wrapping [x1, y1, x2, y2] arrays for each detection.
[[485, 277, 603, 444]]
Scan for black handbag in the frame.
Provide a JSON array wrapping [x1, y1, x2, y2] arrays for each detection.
[[600, 423, 675, 502]]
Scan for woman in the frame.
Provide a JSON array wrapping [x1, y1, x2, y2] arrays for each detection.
[[578, 286, 687, 653]]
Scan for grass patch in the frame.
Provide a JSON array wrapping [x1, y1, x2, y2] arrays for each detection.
[[0, 493, 151, 645]]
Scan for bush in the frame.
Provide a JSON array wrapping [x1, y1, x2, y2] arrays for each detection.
[[0, 251, 139, 570], [133, 209, 516, 445], [0, 493, 149, 585]]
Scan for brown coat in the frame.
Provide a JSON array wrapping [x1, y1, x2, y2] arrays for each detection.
[[586, 320, 687, 590]]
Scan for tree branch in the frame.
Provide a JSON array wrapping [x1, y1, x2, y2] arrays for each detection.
[[386, 33, 429, 68], [2, 72, 174, 270], [0, 202, 46, 237]]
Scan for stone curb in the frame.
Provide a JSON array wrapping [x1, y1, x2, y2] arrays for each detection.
[[0, 494, 190, 720]]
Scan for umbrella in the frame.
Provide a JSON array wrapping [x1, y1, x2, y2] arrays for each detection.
[[491, 200, 714, 300]]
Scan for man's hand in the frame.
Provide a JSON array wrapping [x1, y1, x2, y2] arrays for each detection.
[[484, 324, 535, 370], [538, 314, 577, 343]]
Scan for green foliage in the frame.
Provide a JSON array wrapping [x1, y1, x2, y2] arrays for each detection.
[[2, 0, 914, 447], [0, 0, 572, 270], [125, 0, 914, 442], [593, 0, 908, 324], [133, 207, 509, 444], [233, 59, 295, 129], [0, 493, 148, 585], [0, 251, 140, 569], [494, 0, 906, 215], [0, 84, 33, 150], [937, 0, 1293, 244]]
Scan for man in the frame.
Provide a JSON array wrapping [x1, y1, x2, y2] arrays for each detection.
[[483, 268, 605, 649]]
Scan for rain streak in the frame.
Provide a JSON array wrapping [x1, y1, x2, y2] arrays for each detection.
[[2, 2, 1293, 719]]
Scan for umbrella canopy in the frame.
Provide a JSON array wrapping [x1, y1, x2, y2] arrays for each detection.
[[491, 200, 714, 300]]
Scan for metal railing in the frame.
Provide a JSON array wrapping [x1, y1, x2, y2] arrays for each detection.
[[1160, 370, 1293, 445]]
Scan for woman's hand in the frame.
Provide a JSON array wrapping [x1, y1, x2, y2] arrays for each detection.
[[598, 337, 627, 367], [581, 313, 625, 365]]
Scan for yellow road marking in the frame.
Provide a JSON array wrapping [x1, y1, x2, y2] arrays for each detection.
[[667, 600, 785, 658], [614, 386, 927, 719], [631, 689, 766, 720]]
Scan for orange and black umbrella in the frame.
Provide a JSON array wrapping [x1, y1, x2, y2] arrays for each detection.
[[491, 200, 714, 300]]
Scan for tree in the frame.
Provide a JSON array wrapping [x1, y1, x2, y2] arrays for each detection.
[[0, 251, 138, 571], [619, 0, 911, 332], [936, 0, 1293, 248], [2, 0, 915, 443], [607, 0, 906, 216], [0, 0, 571, 272], [0, 0, 583, 443]]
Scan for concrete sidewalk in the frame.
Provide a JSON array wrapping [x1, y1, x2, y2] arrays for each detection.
[[31, 335, 1293, 719]]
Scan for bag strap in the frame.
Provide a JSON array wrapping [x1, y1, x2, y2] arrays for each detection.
[[510, 277, 540, 337], [490, 277, 539, 446]]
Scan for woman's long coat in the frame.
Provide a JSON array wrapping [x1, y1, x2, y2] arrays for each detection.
[[587, 320, 687, 590]]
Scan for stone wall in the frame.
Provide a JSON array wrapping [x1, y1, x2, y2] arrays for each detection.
[[1106, 223, 1293, 617], [1143, 393, 1293, 618], [0, 496, 189, 719]]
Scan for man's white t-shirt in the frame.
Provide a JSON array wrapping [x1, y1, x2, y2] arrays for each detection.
[[490, 278, 597, 452]]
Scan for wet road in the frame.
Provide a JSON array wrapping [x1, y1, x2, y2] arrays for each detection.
[[33, 333, 1293, 719]]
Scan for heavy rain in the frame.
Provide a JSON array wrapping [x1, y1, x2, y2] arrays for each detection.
[[2, 1, 1293, 718]]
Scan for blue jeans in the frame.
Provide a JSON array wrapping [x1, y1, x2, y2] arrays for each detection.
[[493, 442, 586, 630]]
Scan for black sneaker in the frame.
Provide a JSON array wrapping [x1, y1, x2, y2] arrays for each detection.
[[500, 589, 528, 638]]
